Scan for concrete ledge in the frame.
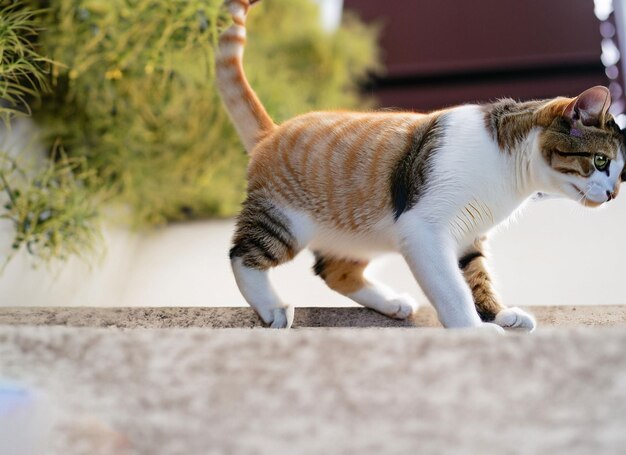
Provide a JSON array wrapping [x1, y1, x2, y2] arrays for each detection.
[[1, 305, 626, 328]]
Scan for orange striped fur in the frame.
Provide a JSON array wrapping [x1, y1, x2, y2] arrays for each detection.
[[216, 0, 275, 151], [248, 111, 432, 231]]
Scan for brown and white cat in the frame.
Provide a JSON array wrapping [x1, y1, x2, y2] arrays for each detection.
[[217, 0, 625, 331]]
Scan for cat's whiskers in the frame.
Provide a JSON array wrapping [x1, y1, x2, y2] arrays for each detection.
[[579, 183, 593, 204], [568, 183, 595, 216]]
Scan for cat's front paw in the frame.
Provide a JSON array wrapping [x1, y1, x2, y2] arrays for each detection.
[[494, 307, 536, 332], [388, 293, 418, 319], [269, 306, 295, 329]]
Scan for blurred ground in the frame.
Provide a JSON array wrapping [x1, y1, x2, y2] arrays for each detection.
[[1, 325, 625, 454], [2, 194, 626, 308]]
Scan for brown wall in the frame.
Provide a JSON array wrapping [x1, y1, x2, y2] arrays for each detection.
[[344, 0, 607, 111]]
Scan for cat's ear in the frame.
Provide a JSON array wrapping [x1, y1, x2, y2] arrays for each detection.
[[563, 86, 611, 127]]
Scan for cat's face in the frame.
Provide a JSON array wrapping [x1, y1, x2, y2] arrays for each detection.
[[539, 86, 625, 207]]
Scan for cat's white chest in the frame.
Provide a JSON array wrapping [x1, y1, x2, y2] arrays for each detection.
[[450, 188, 525, 250], [417, 104, 528, 250]]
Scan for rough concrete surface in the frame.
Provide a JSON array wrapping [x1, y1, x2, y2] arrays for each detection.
[[2, 305, 626, 328], [1, 326, 626, 455]]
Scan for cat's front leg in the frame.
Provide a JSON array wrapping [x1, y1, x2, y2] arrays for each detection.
[[460, 238, 536, 332], [399, 218, 502, 332]]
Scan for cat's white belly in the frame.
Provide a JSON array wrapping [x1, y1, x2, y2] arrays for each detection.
[[282, 206, 398, 259], [280, 206, 398, 259], [308, 218, 399, 259]]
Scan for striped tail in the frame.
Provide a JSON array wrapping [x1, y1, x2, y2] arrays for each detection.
[[216, 0, 276, 153]]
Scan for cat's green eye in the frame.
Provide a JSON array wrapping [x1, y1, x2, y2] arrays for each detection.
[[594, 154, 610, 171]]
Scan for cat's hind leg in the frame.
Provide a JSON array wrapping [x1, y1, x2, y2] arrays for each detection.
[[230, 198, 309, 328], [313, 253, 418, 319]]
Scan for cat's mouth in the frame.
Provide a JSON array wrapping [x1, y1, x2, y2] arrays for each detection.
[[570, 184, 603, 207]]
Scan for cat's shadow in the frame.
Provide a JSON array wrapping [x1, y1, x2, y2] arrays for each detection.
[[265, 307, 439, 328]]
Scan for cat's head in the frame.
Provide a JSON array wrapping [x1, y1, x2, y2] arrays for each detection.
[[538, 86, 625, 207]]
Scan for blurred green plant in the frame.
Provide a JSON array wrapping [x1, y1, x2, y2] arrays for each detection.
[[0, 148, 103, 266], [0, 1, 52, 124], [1, 1, 101, 267], [31, 0, 381, 225], [0, 0, 380, 266], [247, 1, 381, 121]]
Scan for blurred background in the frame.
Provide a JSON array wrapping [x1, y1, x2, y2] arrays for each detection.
[[1, 0, 625, 309]]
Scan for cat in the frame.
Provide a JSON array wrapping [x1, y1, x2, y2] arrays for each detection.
[[216, 0, 625, 331]]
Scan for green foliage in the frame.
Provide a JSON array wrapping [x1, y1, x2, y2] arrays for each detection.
[[247, 2, 381, 121], [32, 0, 381, 225], [0, 148, 102, 265], [0, 0, 380, 266], [0, 1, 52, 124], [0, 2, 101, 267]]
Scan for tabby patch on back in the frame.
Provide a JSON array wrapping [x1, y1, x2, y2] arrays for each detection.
[[217, 0, 625, 330]]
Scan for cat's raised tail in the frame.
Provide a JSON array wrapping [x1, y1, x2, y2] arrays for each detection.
[[216, 0, 275, 152]]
